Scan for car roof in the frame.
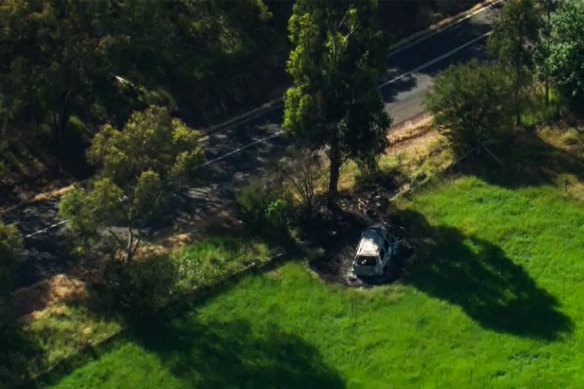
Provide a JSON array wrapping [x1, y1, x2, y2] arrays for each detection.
[[356, 225, 388, 257]]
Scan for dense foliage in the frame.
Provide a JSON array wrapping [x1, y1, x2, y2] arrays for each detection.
[[0, 222, 23, 299], [236, 179, 292, 241], [0, 0, 488, 181], [549, 0, 584, 106], [488, 0, 540, 125], [59, 106, 203, 262], [0, 0, 285, 166], [425, 61, 513, 154], [283, 0, 390, 205]]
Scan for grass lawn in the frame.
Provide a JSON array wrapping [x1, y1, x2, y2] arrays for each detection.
[[46, 176, 584, 388]]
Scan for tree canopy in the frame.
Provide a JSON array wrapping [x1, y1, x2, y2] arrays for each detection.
[[0, 222, 23, 299], [0, 0, 283, 162], [283, 0, 390, 204], [488, 0, 540, 125], [425, 61, 513, 155], [59, 106, 203, 262], [549, 0, 584, 106]]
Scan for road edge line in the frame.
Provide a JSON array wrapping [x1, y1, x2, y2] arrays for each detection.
[[387, 0, 503, 57]]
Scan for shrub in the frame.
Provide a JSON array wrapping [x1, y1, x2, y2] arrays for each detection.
[[549, 0, 584, 108], [235, 179, 292, 240], [425, 61, 514, 155], [0, 222, 23, 299], [101, 252, 178, 316], [273, 147, 322, 213]]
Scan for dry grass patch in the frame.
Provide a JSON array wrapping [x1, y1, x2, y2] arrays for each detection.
[[539, 123, 584, 156], [12, 274, 88, 320], [31, 185, 76, 203]]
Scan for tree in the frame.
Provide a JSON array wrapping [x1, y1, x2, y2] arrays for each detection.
[[535, 0, 557, 106], [0, 222, 23, 299], [0, 0, 281, 164], [425, 61, 514, 156], [0, 1, 120, 149], [283, 0, 390, 206], [548, 0, 584, 107], [488, 0, 540, 125], [59, 106, 203, 263]]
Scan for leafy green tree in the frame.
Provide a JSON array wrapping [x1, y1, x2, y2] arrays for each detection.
[[0, 0, 281, 163], [0, 222, 23, 299], [60, 106, 203, 263], [534, 0, 557, 106], [425, 61, 514, 155], [0, 1, 120, 149], [283, 0, 390, 206], [548, 0, 584, 106], [488, 0, 541, 125]]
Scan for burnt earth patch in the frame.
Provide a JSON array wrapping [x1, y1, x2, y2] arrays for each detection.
[[299, 189, 413, 288]]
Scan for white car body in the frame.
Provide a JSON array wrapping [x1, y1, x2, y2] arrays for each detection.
[[352, 224, 393, 277]]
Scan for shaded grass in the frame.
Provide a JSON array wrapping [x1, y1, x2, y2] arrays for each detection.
[[5, 238, 272, 388], [0, 318, 41, 389], [46, 177, 584, 388]]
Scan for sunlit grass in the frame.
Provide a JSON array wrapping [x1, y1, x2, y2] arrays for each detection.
[[47, 176, 584, 388], [175, 237, 272, 292], [25, 304, 123, 372]]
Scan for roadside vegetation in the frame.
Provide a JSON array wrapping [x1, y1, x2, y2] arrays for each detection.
[[0, 237, 273, 387], [0, 0, 471, 201], [44, 174, 584, 388]]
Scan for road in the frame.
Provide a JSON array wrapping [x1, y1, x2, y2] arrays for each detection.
[[197, 0, 501, 213], [382, 3, 499, 124], [4, 2, 502, 288]]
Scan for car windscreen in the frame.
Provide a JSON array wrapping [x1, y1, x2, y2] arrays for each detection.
[[355, 255, 377, 266]]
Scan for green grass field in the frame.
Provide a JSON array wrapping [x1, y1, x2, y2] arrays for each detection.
[[47, 176, 584, 388]]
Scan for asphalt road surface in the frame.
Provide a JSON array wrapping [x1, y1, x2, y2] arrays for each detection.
[[199, 1, 502, 204], [6, 2, 503, 288]]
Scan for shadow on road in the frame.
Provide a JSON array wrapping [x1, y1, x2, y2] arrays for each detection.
[[379, 74, 418, 105], [397, 209, 573, 340]]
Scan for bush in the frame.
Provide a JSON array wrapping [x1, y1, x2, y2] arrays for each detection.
[[235, 179, 292, 240], [101, 252, 178, 316], [0, 222, 23, 299], [273, 147, 322, 213], [425, 61, 514, 155], [549, 0, 584, 109]]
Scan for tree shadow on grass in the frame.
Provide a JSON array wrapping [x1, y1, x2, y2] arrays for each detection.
[[130, 316, 345, 389], [0, 317, 42, 388], [398, 209, 574, 340], [454, 132, 584, 189]]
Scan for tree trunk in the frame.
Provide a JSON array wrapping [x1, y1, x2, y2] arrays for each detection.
[[545, 77, 550, 107], [328, 128, 341, 208], [545, 5, 551, 107], [54, 90, 71, 151], [513, 68, 521, 127], [515, 98, 521, 126]]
